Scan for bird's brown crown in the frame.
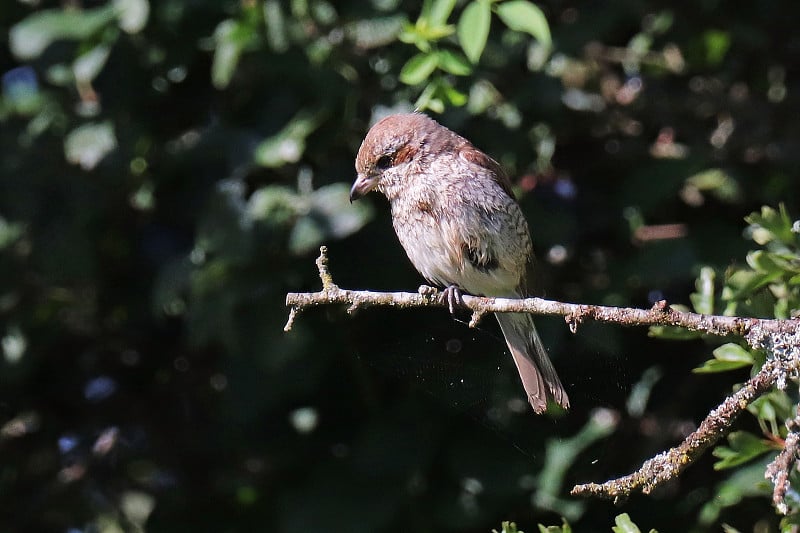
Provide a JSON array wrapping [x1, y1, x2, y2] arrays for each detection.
[[355, 113, 446, 175], [355, 112, 515, 198]]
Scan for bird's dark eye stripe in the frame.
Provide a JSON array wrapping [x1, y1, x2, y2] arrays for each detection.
[[376, 155, 393, 169]]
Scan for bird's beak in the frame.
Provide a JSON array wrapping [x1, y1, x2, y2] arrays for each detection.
[[349, 173, 378, 202]]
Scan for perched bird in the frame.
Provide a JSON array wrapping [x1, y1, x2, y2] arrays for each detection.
[[350, 113, 569, 413]]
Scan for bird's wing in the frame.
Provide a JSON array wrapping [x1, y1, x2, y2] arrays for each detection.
[[457, 143, 517, 199]]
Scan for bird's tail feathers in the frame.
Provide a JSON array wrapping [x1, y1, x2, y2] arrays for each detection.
[[495, 312, 569, 413]]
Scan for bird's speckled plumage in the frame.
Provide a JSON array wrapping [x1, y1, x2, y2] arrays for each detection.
[[351, 113, 569, 413]]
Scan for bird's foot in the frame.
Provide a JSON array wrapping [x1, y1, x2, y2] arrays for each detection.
[[441, 285, 466, 315], [418, 285, 439, 297]]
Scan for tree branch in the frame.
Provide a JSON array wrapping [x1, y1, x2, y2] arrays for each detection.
[[766, 405, 800, 515], [284, 246, 800, 501], [285, 247, 797, 338], [571, 357, 780, 501]]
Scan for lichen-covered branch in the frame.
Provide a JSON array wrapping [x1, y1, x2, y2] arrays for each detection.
[[572, 328, 800, 502], [766, 408, 800, 515], [571, 358, 781, 501], [764, 334, 800, 515]]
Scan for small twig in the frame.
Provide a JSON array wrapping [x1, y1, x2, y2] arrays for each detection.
[[283, 306, 299, 332], [315, 245, 338, 292], [767, 435, 800, 515], [284, 245, 338, 331], [766, 404, 800, 514]]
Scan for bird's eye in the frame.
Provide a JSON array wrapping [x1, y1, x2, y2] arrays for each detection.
[[375, 155, 393, 170]]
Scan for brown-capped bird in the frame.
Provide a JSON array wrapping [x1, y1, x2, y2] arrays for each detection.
[[350, 113, 569, 413]]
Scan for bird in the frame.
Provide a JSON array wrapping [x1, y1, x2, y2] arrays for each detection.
[[349, 112, 569, 413]]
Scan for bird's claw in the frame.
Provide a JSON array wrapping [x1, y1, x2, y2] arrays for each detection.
[[418, 285, 439, 297], [441, 285, 465, 315]]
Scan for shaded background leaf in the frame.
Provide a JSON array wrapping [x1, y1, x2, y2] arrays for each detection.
[[496, 1, 551, 47], [458, 0, 492, 64]]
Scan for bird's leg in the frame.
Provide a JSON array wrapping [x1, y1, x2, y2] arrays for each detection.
[[441, 284, 466, 315]]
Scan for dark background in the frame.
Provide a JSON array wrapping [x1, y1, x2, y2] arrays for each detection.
[[1, 0, 799, 531]]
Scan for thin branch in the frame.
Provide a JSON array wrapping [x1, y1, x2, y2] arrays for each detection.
[[285, 247, 798, 338], [571, 358, 780, 501], [766, 405, 800, 514], [575, 326, 800, 501]]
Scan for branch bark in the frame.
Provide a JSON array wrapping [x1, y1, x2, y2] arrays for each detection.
[[285, 246, 800, 501], [285, 248, 796, 338], [766, 403, 800, 514]]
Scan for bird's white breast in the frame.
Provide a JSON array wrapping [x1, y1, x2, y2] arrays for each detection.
[[388, 175, 529, 298]]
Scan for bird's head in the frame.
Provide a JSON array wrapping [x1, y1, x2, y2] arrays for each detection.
[[350, 113, 439, 202]]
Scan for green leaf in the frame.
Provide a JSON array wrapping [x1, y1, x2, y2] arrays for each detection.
[[689, 266, 715, 314], [495, 0, 551, 48], [684, 168, 741, 204], [458, 0, 491, 63], [247, 181, 372, 256], [255, 137, 305, 168], [427, 0, 457, 26], [611, 513, 642, 533], [713, 343, 755, 364], [407, 0, 456, 45], [253, 110, 324, 168], [247, 185, 298, 225], [698, 458, 772, 526], [724, 269, 782, 301], [344, 15, 405, 50], [9, 5, 117, 60], [627, 33, 653, 56], [414, 81, 443, 112], [745, 204, 796, 247], [114, 0, 150, 33], [398, 23, 432, 52], [537, 518, 571, 533], [436, 49, 472, 75], [413, 23, 456, 42], [399, 52, 439, 85], [748, 391, 793, 437], [212, 18, 258, 89], [73, 44, 111, 84], [467, 79, 501, 114], [703, 29, 730, 66], [712, 431, 776, 470], [746, 250, 791, 275], [0, 218, 25, 251], [442, 82, 468, 106], [64, 121, 118, 171], [645, 10, 674, 35], [693, 359, 751, 373], [310, 183, 374, 239], [289, 217, 325, 255], [493, 521, 523, 533], [693, 343, 754, 374]]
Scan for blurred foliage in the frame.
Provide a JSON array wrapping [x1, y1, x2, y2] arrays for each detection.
[[1, 0, 800, 532]]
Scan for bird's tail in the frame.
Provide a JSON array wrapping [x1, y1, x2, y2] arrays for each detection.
[[495, 312, 569, 413]]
